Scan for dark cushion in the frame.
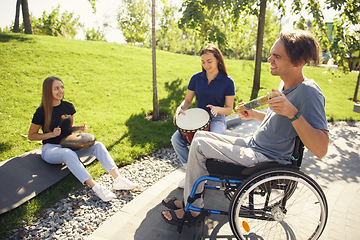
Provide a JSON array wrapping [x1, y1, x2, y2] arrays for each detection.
[[206, 159, 299, 180], [206, 159, 248, 180]]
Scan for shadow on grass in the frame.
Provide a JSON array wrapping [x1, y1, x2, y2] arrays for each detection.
[[0, 33, 34, 43], [0, 142, 12, 155], [108, 78, 193, 155]]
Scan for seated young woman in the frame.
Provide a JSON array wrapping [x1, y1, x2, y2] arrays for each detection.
[[28, 76, 138, 202]]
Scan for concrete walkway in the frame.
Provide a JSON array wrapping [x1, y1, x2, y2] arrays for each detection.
[[86, 116, 360, 240]]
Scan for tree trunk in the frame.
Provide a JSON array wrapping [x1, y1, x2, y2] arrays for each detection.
[[194, 35, 197, 56], [353, 72, 360, 102], [13, 0, 21, 33], [252, 0, 267, 95], [152, 0, 159, 120], [21, 0, 33, 34]]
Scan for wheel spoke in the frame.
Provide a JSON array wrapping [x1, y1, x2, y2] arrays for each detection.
[[229, 170, 327, 240]]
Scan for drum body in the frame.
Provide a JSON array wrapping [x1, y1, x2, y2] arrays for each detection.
[[175, 108, 211, 144], [60, 133, 96, 151]]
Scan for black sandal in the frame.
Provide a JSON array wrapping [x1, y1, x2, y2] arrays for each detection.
[[161, 197, 185, 210], [161, 209, 205, 227]]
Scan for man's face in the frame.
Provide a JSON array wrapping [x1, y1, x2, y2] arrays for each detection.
[[267, 39, 294, 77]]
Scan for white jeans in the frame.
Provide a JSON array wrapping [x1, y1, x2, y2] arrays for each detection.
[[41, 141, 117, 184], [184, 131, 272, 208]]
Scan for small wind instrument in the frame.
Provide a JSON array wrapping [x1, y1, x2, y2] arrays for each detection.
[[235, 91, 282, 112]]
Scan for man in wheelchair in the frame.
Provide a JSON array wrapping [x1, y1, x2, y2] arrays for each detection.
[[161, 30, 329, 232]]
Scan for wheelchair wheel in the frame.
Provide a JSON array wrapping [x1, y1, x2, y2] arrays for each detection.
[[229, 168, 328, 240]]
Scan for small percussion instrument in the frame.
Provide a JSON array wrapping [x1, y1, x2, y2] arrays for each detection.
[[235, 91, 282, 112], [175, 108, 211, 144], [60, 133, 96, 151]]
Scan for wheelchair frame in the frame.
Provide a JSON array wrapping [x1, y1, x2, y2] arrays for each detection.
[[177, 137, 328, 240]]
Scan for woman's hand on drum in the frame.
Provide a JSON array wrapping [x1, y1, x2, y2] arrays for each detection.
[[206, 105, 219, 117], [173, 106, 185, 124], [71, 124, 88, 133], [79, 124, 88, 132], [53, 126, 61, 137]]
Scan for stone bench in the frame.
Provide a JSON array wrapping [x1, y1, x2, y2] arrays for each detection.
[[0, 149, 95, 215], [354, 104, 360, 113]]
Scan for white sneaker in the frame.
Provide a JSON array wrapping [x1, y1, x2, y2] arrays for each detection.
[[178, 178, 185, 189], [93, 185, 116, 202], [113, 177, 138, 190]]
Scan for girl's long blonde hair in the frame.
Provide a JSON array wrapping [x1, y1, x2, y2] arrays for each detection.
[[41, 76, 63, 132]]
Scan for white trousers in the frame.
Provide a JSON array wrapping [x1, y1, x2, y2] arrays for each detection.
[[184, 131, 272, 208]]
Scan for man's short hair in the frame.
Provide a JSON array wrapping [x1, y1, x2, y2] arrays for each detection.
[[280, 30, 320, 66]]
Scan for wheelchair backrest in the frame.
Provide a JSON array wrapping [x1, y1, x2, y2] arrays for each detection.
[[291, 136, 304, 167]]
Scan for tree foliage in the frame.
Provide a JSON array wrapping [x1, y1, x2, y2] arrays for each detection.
[[328, 0, 360, 101], [85, 27, 106, 41], [87, 0, 97, 13], [26, 6, 82, 39], [116, 0, 150, 45], [291, 0, 360, 101], [225, 15, 257, 60], [178, 0, 230, 49], [156, 0, 183, 52]]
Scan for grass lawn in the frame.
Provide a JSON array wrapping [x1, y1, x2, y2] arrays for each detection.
[[0, 32, 359, 238]]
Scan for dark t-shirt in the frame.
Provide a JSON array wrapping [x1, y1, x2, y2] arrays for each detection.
[[32, 101, 76, 144], [188, 71, 235, 114]]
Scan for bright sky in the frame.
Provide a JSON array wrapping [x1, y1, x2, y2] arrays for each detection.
[[0, 0, 337, 44]]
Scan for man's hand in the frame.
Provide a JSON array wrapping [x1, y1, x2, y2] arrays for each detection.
[[267, 90, 298, 119], [236, 102, 256, 120]]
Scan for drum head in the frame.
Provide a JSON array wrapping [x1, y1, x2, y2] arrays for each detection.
[[60, 133, 96, 151], [176, 108, 210, 130]]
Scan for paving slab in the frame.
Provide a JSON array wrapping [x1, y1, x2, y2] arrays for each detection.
[[87, 115, 360, 240]]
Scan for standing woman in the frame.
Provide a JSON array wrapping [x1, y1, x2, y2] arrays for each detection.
[[171, 44, 235, 188], [28, 76, 138, 202]]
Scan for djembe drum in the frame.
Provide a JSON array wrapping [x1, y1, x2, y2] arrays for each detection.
[[60, 133, 96, 151], [175, 108, 211, 144]]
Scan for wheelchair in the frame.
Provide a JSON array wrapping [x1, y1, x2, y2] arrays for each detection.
[[178, 137, 328, 240]]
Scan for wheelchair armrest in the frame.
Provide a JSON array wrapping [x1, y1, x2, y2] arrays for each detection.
[[241, 162, 300, 176]]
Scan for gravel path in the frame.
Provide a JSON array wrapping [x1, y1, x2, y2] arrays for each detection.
[[6, 148, 182, 240]]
